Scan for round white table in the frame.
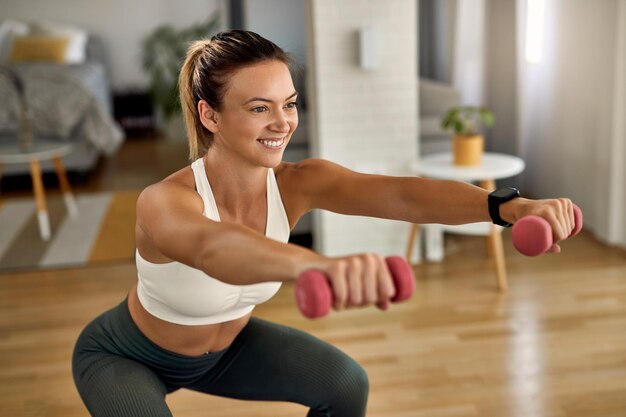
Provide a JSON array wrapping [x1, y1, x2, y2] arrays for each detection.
[[0, 141, 78, 241], [406, 152, 525, 291]]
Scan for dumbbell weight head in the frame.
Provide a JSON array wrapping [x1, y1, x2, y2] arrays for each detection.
[[512, 216, 552, 256], [295, 270, 331, 319], [385, 256, 416, 302], [512, 204, 583, 257]]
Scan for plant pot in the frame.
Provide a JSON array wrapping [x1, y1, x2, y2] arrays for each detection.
[[453, 135, 484, 166]]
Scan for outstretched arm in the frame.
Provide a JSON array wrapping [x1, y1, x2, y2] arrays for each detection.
[[136, 181, 324, 285], [290, 158, 575, 245]]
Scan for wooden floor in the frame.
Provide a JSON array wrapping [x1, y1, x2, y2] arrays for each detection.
[[1, 137, 626, 416]]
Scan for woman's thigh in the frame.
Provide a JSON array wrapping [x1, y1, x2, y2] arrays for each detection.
[[73, 352, 171, 417], [188, 318, 369, 417], [72, 303, 173, 417]]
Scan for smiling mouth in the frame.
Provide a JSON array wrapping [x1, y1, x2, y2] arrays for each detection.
[[257, 137, 286, 149]]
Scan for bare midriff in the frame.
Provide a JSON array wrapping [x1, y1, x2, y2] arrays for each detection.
[[127, 283, 250, 357]]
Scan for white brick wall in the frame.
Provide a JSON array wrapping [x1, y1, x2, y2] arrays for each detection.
[[306, 0, 418, 256]]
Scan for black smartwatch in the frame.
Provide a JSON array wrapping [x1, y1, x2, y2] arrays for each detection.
[[488, 187, 520, 227]]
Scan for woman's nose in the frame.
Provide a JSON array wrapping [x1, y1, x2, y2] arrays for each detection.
[[271, 112, 291, 132]]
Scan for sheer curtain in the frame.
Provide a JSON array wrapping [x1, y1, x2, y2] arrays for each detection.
[[515, 0, 626, 247], [452, 0, 486, 105], [609, 1, 626, 247], [447, 0, 626, 246], [418, 0, 625, 247]]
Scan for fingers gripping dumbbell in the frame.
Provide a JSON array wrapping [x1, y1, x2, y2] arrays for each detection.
[[512, 204, 583, 257], [295, 256, 416, 319]]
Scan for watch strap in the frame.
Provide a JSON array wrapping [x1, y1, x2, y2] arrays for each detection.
[[488, 188, 520, 227]]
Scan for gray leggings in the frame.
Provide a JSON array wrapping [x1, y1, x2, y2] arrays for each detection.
[[72, 299, 368, 416]]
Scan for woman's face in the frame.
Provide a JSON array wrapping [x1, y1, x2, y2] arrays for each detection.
[[206, 60, 298, 168]]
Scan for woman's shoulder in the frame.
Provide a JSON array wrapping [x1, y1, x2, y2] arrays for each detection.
[[274, 158, 349, 209], [275, 159, 316, 191], [275, 158, 349, 188], [137, 165, 202, 214], [163, 164, 196, 188], [275, 158, 335, 179]]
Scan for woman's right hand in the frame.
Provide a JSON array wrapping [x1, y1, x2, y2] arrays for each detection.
[[501, 197, 576, 253], [301, 254, 397, 312]]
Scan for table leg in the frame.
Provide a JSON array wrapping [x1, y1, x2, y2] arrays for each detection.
[[0, 161, 3, 208], [52, 156, 78, 218], [479, 179, 508, 291], [487, 224, 508, 292], [481, 179, 494, 258], [406, 223, 421, 264], [424, 224, 444, 262], [29, 159, 51, 241]]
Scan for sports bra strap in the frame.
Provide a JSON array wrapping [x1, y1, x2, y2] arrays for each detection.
[[191, 158, 221, 220]]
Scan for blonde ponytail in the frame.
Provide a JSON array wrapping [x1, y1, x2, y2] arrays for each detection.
[[179, 40, 212, 160]]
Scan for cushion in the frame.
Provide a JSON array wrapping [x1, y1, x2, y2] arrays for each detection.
[[9, 36, 70, 63], [30, 20, 88, 64], [0, 19, 30, 64]]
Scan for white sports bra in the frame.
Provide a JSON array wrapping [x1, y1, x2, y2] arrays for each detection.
[[135, 158, 290, 325]]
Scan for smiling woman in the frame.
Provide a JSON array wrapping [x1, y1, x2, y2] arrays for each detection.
[[178, 31, 296, 161], [72, 30, 373, 417], [196, 60, 298, 167], [70, 29, 578, 417]]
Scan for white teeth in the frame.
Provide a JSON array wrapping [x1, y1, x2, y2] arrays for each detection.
[[258, 138, 285, 148]]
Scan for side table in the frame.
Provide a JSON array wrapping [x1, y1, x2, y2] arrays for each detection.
[[0, 141, 79, 241], [406, 152, 525, 291]]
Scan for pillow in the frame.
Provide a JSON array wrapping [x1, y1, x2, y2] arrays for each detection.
[[30, 20, 88, 64], [0, 19, 30, 64], [9, 36, 70, 63]]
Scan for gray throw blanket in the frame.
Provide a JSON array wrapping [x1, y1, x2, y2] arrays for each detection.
[[0, 64, 123, 155]]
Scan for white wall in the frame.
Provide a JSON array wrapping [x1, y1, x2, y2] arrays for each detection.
[[1, 0, 225, 90], [306, 0, 418, 256], [516, 0, 625, 246]]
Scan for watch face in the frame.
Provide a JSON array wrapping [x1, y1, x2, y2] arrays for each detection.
[[491, 187, 519, 199]]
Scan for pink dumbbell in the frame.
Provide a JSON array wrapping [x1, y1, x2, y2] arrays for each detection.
[[295, 256, 416, 319], [512, 204, 583, 256]]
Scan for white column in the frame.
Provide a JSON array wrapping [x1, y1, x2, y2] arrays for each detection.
[[306, 0, 418, 256]]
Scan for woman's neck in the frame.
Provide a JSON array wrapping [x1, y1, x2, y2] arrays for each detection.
[[202, 151, 268, 220]]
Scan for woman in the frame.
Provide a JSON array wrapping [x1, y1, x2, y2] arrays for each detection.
[[72, 30, 575, 417]]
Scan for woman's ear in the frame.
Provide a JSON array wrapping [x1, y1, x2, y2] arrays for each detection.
[[198, 100, 219, 133]]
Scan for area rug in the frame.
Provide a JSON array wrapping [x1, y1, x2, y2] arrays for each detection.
[[0, 190, 139, 272]]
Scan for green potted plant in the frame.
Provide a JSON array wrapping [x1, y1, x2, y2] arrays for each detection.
[[441, 106, 495, 166], [141, 13, 220, 140]]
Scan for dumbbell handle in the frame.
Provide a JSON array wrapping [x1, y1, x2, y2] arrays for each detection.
[[512, 204, 583, 256], [295, 256, 416, 319]]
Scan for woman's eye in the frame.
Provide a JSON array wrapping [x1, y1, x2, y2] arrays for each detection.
[[285, 101, 298, 110], [251, 106, 267, 113]]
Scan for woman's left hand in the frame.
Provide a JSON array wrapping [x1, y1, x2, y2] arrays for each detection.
[[501, 197, 576, 252]]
